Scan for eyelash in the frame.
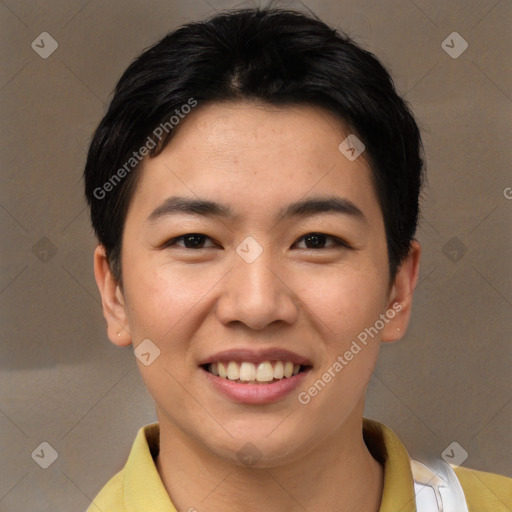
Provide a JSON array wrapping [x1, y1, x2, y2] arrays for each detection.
[[162, 233, 352, 251]]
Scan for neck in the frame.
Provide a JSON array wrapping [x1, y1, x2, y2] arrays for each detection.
[[155, 407, 383, 512]]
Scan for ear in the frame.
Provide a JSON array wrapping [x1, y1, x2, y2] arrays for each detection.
[[93, 245, 132, 346], [381, 240, 421, 343]]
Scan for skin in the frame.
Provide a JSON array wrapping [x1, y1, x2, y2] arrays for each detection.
[[94, 100, 421, 512]]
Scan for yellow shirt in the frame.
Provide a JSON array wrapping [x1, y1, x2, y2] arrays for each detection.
[[87, 418, 512, 511]]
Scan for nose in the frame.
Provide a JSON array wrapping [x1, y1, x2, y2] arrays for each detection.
[[215, 247, 299, 331]]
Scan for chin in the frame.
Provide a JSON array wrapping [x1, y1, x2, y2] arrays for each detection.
[[204, 425, 314, 469]]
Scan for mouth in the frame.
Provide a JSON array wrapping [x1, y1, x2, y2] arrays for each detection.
[[201, 360, 312, 384], [198, 348, 313, 404]]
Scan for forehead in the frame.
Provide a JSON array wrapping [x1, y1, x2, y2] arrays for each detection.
[[126, 100, 382, 227], [168, 100, 352, 171]]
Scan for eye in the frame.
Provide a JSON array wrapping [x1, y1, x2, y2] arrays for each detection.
[[294, 232, 351, 250], [163, 233, 217, 249], [162, 232, 351, 251]]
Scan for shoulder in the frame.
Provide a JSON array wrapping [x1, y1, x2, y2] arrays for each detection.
[[454, 466, 512, 511], [86, 468, 126, 511]]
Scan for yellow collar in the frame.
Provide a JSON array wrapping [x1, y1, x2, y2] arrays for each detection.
[[118, 417, 417, 511]]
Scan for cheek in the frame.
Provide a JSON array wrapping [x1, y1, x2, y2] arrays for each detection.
[[295, 270, 386, 420], [122, 253, 227, 348], [300, 263, 389, 344], [121, 261, 215, 406]]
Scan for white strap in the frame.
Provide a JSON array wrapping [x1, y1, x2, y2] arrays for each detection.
[[411, 458, 469, 512]]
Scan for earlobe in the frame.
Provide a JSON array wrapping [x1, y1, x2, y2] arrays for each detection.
[[93, 245, 132, 346], [381, 240, 421, 343]]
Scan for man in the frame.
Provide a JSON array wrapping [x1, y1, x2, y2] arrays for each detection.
[[84, 7, 511, 511]]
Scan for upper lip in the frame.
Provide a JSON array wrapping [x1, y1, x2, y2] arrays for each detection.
[[198, 348, 313, 367]]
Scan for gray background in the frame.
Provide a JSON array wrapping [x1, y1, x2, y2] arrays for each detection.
[[1, 0, 511, 510]]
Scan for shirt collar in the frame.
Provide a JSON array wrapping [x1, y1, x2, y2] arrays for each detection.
[[123, 418, 417, 511], [124, 423, 178, 512], [363, 418, 417, 512]]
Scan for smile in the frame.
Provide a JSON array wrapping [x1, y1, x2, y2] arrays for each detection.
[[204, 360, 310, 384]]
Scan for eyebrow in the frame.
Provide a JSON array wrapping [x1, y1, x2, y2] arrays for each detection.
[[146, 195, 367, 224]]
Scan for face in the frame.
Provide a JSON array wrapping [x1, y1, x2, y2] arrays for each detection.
[[95, 100, 419, 467]]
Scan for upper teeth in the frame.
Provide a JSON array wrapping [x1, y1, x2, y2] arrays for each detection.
[[208, 361, 301, 382]]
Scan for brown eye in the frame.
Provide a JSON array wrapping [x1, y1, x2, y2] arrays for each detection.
[[164, 233, 217, 249], [295, 233, 350, 250]]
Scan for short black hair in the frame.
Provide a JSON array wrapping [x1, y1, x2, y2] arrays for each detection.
[[84, 6, 424, 282]]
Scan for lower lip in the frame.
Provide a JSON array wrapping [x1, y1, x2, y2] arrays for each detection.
[[201, 367, 311, 404]]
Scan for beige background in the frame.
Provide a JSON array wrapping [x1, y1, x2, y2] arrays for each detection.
[[1, 0, 511, 510]]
